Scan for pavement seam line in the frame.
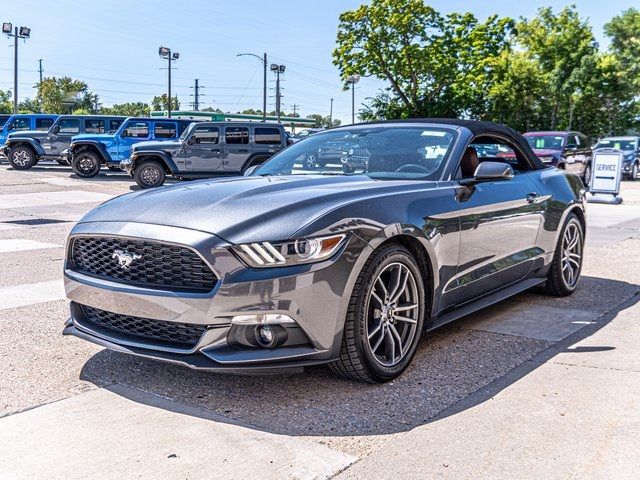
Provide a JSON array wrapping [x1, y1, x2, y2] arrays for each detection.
[[550, 361, 640, 374]]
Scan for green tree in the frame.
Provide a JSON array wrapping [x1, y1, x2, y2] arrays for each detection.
[[307, 114, 341, 128], [18, 98, 41, 113], [604, 8, 640, 89], [0, 89, 13, 113], [38, 77, 95, 113], [151, 94, 180, 111], [101, 102, 150, 117], [333, 0, 513, 120]]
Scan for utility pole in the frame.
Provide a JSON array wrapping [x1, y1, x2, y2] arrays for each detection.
[[38, 59, 43, 112], [159, 46, 179, 117], [2, 23, 31, 113], [346, 74, 361, 125], [329, 97, 334, 127], [270, 63, 286, 123], [292, 103, 299, 116], [190, 79, 205, 111], [237, 52, 268, 122]]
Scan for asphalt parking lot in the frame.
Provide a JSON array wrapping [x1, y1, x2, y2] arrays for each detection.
[[0, 162, 639, 479]]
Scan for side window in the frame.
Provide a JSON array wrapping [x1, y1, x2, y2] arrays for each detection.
[[36, 118, 55, 131], [566, 135, 578, 148], [154, 122, 177, 139], [125, 121, 149, 138], [465, 136, 533, 175], [84, 119, 105, 134], [109, 119, 123, 132], [9, 118, 30, 131], [58, 118, 81, 134], [225, 127, 249, 145], [192, 126, 220, 144], [578, 134, 588, 147], [254, 127, 282, 145]]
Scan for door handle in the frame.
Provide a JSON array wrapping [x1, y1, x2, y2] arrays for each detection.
[[210, 148, 220, 152], [526, 192, 539, 203], [238, 149, 249, 153]]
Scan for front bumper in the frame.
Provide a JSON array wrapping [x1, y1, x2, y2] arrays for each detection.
[[63, 221, 364, 373], [120, 158, 133, 175]]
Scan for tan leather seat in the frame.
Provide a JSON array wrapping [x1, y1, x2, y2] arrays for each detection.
[[460, 147, 480, 178]]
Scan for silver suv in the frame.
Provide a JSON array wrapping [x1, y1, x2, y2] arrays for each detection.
[[121, 121, 291, 188]]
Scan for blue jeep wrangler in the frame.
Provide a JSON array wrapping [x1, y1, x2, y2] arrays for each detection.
[[3, 115, 126, 170], [0, 114, 59, 152], [68, 117, 194, 178]]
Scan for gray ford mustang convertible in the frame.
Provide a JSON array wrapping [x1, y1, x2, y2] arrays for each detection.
[[63, 119, 586, 383]]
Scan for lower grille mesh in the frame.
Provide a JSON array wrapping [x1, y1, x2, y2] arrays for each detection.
[[81, 305, 205, 348]]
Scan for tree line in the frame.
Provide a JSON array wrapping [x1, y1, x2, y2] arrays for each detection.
[[333, 1, 640, 138]]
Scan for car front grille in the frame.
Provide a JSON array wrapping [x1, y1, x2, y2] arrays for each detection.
[[81, 305, 206, 348], [70, 236, 217, 293]]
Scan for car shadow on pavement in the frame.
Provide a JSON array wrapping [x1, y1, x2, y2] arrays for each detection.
[[79, 275, 639, 437]]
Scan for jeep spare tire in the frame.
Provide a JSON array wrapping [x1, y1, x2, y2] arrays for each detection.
[[72, 150, 102, 178]]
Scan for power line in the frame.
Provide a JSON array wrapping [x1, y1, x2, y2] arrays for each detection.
[[190, 78, 205, 111]]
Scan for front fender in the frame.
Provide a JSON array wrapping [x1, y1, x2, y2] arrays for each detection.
[[5, 137, 46, 157], [69, 140, 111, 164], [130, 150, 179, 174]]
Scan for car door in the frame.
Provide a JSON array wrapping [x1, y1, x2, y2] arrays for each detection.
[[222, 126, 250, 171], [253, 126, 284, 160], [116, 120, 150, 161], [49, 118, 81, 155], [184, 125, 222, 171], [454, 139, 546, 305]]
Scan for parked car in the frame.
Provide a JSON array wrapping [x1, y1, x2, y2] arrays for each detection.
[[67, 117, 194, 178], [592, 136, 640, 181], [290, 128, 324, 143], [63, 119, 586, 383], [523, 131, 592, 185], [121, 122, 289, 188], [0, 114, 59, 150], [2, 115, 126, 170]]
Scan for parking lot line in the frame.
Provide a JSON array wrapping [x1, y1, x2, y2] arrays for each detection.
[[0, 280, 66, 311], [0, 239, 61, 253], [0, 190, 114, 209]]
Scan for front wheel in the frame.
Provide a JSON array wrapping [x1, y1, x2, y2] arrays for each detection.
[[629, 163, 639, 181], [539, 213, 584, 296], [134, 160, 165, 189], [329, 244, 425, 383], [72, 150, 102, 178], [8, 146, 36, 170]]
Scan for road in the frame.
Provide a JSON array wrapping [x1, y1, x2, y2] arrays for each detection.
[[0, 162, 638, 479]]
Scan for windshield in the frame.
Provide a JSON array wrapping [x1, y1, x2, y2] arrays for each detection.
[[525, 135, 564, 150], [594, 139, 636, 151], [254, 126, 456, 180]]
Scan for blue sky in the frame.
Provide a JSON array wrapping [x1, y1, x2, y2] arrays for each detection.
[[0, 0, 637, 123]]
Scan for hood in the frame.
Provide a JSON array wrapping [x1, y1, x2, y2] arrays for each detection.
[[133, 140, 181, 151], [78, 175, 437, 244], [72, 133, 116, 143], [531, 148, 561, 156], [8, 130, 47, 139]]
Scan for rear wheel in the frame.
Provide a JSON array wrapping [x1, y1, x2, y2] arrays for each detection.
[[329, 244, 425, 383], [134, 160, 165, 189], [8, 146, 36, 170], [539, 213, 584, 296], [72, 150, 101, 178]]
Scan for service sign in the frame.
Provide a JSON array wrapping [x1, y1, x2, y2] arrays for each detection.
[[590, 151, 622, 195]]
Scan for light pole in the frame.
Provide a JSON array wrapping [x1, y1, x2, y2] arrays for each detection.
[[270, 63, 286, 123], [3, 23, 31, 114], [346, 74, 360, 124], [159, 46, 179, 118], [237, 52, 267, 122]]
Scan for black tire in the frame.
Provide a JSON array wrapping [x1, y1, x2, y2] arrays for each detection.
[[8, 145, 36, 170], [107, 165, 122, 172], [328, 244, 426, 383], [72, 150, 102, 178], [342, 163, 355, 174], [538, 213, 584, 297], [583, 164, 591, 187], [630, 163, 639, 181], [134, 160, 165, 189]]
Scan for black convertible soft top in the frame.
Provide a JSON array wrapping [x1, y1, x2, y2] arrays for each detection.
[[362, 118, 546, 170]]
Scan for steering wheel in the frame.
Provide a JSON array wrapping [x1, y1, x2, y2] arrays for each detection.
[[394, 163, 432, 174]]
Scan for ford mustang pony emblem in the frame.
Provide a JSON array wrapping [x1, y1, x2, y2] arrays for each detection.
[[112, 249, 142, 270]]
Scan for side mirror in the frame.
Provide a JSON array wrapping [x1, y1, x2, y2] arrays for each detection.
[[460, 161, 514, 185], [51, 125, 60, 134], [121, 129, 128, 138], [244, 165, 259, 176], [186, 136, 195, 146]]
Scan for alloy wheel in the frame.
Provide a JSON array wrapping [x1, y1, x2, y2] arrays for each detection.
[[77, 155, 97, 175], [366, 262, 419, 367], [561, 221, 582, 288], [11, 149, 31, 167], [140, 166, 161, 185]]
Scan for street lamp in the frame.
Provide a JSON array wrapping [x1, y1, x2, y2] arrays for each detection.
[[159, 46, 179, 118], [346, 74, 361, 124], [237, 52, 268, 122], [270, 64, 286, 123], [3, 22, 31, 113]]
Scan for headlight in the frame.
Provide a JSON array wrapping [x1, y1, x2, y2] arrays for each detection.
[[233, 234, 347, 267]]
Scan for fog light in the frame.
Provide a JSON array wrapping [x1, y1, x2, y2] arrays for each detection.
[[257, 325, 274, 345]]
